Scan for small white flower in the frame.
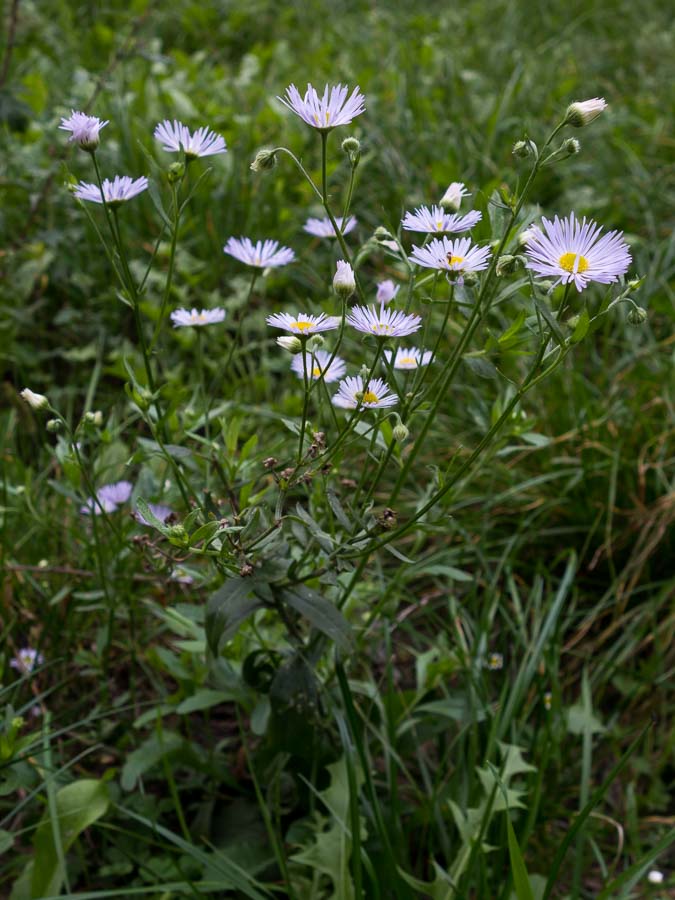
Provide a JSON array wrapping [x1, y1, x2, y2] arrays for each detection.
[[291, 349, 346, 383], [154, 119, 227, 158], [376, 280, 400, 305], [524, 212, 631, 292], [170, 566, 194, 584], [11, 647, 44, 673], [170, 307, 226, 328], [278, 83, 366, 131], [333, 375, 397, 410], [73, 175, 148, 206], [409, 236, 491, 278], [401, 205, 481, 234], [59, 110, 109, 150], [566, 97, 607, 127], [647, 870, 664, 885], [224, 237, 295, 269], [440, 182, 469, 213], [347, 305, 421, 338], [333, 259, 356, 297], [267, 312, 340, 335], [384, 346, 433, 370], [486, 653, 504, 671], [20, 388, 49, 410], [304, 215, 357, 238]]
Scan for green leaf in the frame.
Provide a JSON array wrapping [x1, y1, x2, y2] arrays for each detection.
[[206, 577, 263, 654], [570, 307, 590, 343], [121, 731, 183, 791], [282, 586, 353, 652], [135, 497, 171, 536], [175, 689, 232, 714], [0, 828, 13, 854], [506, 813, 535, 900]]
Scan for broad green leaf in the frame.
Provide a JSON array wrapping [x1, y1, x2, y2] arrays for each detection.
[[206, 577, 263, 654], [570, 307, 590, 343], [506, 813, 535, 900], [175, 689, 232, 714], [282, 586, 353, 652], [121, 731, 183, 791]]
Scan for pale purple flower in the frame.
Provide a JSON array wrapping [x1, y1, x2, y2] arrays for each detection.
[[524, 213, 631, 292], [291, 350, 346, 382], [11, 648, 44, 673], [401, 205, 482, 234], [81, 480, 133, 515], [347, 305, 421, 338], [440, 182, 469, 212], [153, 119, 227, 158], [303, 215, 357, 238], [566, 97, 607, 127], [59, 110, 109, 150], [266, 312, 340, 335], [74, 175, 148, 205], [384, 346, 433, 369], [409, 236, 491, 277], [333, 375, 397, 410], [170, 567, 194, 585], [278, 83, 366, 130], [224, 237, 295, 269], [135, 503, 173, 526], [170, 307, 226, 327], [376, 280, 400, 305]]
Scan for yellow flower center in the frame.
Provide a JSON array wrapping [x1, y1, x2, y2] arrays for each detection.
[[291, 320, 313, 332], [399, 356, 417, 367], [312, 365, 322, 377], [371, 323, 393, 334], [198, 313, 207, 322], [559, 252, 589, 273], [362, 390, 379, 404], [447, 254, 464, 266]]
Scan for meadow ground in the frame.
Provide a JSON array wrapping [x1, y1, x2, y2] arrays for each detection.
[[1, 0, 673, 897]]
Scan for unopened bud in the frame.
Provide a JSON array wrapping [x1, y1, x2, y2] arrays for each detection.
[[373, 226, 394, 242], [306, 334, 325, 352], [239, 562, 254, 577], [333, 259, 356, 298], [627, 276, 644, 291], [354, 390, 364, 403], [84, 410, 103, 426], [517, 226, 540, 248], [167, 161, 185, 183], [20, 388, 49, 410], [496, 254, 519, 276], [563, 137, 581, 155], [250, 148, 278, 172], [359, 365, 370, 379], [512, 139, 536, 159], [276, 336, 302, 353], [341, 136, 361, 166], [462, 272, 479, 287], [627, 305, 647, 326], [565, 97, 607, 128], [46, 418, 62, 433], [393, 422, 409, 442], [167, 524, 189, 547], [439, 181, 468, 213]]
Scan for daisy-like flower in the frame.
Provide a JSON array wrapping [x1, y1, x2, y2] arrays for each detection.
[[376, 280, 400, 305], [440, 182, 469, 212], [81, 480, 133, 515], [486, 652, 504, 671], [266, 312, 340, 335], [10, 647, 45, 673], [333, 375, 397, 410], [524, 213, 631, 292], [385, 346, 433, 369], [401, 205, 482, 234], [153, 119, 227, 159], [170, 307, 226, 328], [347, 304, 421, 338], [278, 83, 366, 131], [73, 175, 148, 206], [59, 110, 109, 151], [409, 236, 491, 279], [565, 97, 607, 127], [224, 237, 295, 269], [303, 215, 357, 238], [291, 349, 347, 382], [135, 503, 173, 526]]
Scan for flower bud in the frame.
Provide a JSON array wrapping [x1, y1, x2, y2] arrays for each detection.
[[341, 136, 361, 166], [393, 422, 409, 442], [333, 259, 356, 298], [627, 276, 644, 291], [277, 336, 302, 353], [167, 523, 190, 548], [496, 254, 519, 276], [250, 148, 278, 172], [462, 272, 479, 287], [563, 137, 581, 155], [565, 97, 607, 127], [167, 161, 185, 183], [354, 390, 364, 403], [439, 181, 468, 213], [373, 226, 394, 242], [306, 334, 325, 352], [46, 418, 62, 433], [84, 410, 103, 426], [20, 388, 49, 410], [359, 364, 370, 379], [517, 226, 540, 249], [627, 305, 647, 326], [512, 139, 536, 159]]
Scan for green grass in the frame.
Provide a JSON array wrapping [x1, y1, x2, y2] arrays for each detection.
[[1, 0, 673, 897]]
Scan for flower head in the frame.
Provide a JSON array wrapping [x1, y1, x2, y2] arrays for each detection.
[[647, 871, 664, 885], [409, 236, 491, 278], [333, 375, 397, 410], [10, 647, 44, 673], [304, 215, 357, 238], [486, 653, 504, 671], [524, 212, 631, 292], [376, 280, 400, 305], [59, 110, 109, 151], [74, 175, 148, 206], [224, 237, 295, 269], [135, 503, 173, 526], [440, 182, 469, 213], [267, 312, 340, 335], [384, 346, 433, 370], [402, 205, 482, 234], [347, 305, 421, 338], [291, 350, 346, 382], [333, 260, 356, 298], [154, 119, 227, 159], [20, 388, 49, 410], [170, 307, 226, 328], [565, 97, 607, 127], [81, 480, 133, 515], [278, 83, 366, 131]]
